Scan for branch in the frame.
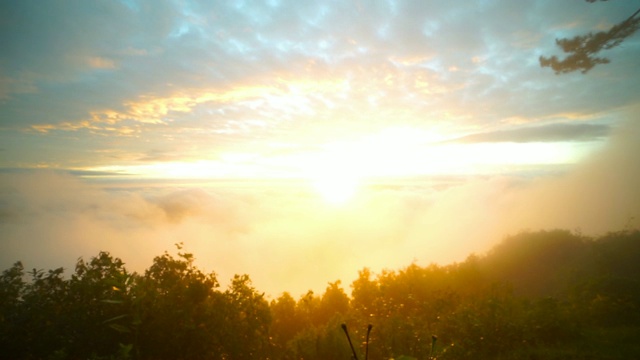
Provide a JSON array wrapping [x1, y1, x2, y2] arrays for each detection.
[[540, 6, 640, 74]]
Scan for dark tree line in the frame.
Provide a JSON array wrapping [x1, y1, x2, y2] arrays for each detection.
[[1, 229, 640, 359]]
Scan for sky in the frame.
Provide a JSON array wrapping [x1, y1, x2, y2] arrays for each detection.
[[1, 0, 639, 297]]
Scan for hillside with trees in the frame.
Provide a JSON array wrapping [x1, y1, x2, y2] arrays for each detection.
[[1, 229, 639, 359]]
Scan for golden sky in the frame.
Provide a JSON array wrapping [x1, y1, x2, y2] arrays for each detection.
[[1, 1, 639, 296]]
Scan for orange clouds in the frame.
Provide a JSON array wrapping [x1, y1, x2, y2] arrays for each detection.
[[29, 75, 348, 135]]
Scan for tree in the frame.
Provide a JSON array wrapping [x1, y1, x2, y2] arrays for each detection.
[[540, 1, 640, 74], [350, 268, 380, 319], [19, 266, 70, 359], [221, 274, 271, 360], [317, 280, 350, 324], [270, 292, 303, 354], [480, 230, 587, 297], [0, 262, 26, 358], [296, 290, 322, 327], [66, 252, 133, 359], [134, 247, 221, 359]]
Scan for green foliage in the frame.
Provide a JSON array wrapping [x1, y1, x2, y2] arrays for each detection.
[[270, 291, 302, 349], [66, 252, 133, 358], [0, 261, 26, 357], [221, 274, 271, 359], [133, 248, 224, 359], [1, 229, 639, 359], [481, 229, 587, 297]]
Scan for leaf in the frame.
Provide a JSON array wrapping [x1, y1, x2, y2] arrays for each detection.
[[104, 314, 129, 323], [109, 323, 131, 333], [118, 343, 133, 356]]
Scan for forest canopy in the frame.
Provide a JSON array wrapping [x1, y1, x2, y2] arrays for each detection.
[[1, 229, 640, 359]]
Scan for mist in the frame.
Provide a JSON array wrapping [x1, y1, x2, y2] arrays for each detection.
[[1, 114, 638, 297]]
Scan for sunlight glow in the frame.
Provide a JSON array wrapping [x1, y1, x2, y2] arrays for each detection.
[[83, 128, 596, 184], [311, 172, 360, 205], [301, 147, 364, 205]]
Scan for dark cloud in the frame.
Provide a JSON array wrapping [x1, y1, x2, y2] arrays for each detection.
[[452, 122, 611, 144]]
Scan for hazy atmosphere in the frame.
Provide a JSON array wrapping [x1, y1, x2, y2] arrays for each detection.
[[1, 0, 639, 297]]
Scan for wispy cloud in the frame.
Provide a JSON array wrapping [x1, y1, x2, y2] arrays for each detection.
[[2, 0, 638, 141], [452, 123, 611, 144]]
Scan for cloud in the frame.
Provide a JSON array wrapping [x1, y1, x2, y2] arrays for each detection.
[[3, 0, 638, 135], [452, 122, 611, 143], [0, 170, 248, 281], [28, 76, 349, 136], [86, 57, 117, 70], [508, 113, 640, 232], [1, 111, 638, 297], [1, 1, 640, 297], [0, 73, 38, 100]]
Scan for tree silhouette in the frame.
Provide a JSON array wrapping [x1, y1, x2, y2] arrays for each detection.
[[269, 292, 302, 353], [1, 230, 640, 359], [135, 249, 222, 359], [540, 2, 640, 74], [222, 274, 271, 360]]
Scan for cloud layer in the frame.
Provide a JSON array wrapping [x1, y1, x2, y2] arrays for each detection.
[[2, 112, 638, 296], [1, 1, 639, 296], [1, 1, 639, 171]]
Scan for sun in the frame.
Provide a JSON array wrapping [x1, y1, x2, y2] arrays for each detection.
[[300, 145, 365, 205], [311, 172, 360, 205]]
